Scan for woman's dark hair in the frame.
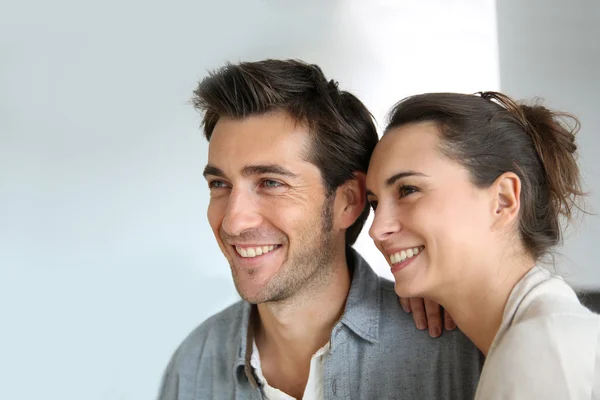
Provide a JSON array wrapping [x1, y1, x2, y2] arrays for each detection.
[[385, 91, 583, 259]]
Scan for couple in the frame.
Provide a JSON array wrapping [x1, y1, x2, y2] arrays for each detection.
[[159, 59, 600, 399]]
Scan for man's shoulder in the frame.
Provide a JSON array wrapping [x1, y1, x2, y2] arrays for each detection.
[[199, 300, 247, 332], [173, 300, 248, 363], [375, 275, 482, 354], [159, 301, 250, 399], [343, 270, 484, 396], [365, 274, 420, 335], [375, 275, 411, 322], [377, 274, 397, 295]]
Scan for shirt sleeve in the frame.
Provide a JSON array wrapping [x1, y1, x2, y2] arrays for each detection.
[[156, 349, 180, 400]]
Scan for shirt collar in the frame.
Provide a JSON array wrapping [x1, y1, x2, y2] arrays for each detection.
[[233, 247, 382, 386], [233, 303, 260, 388], [339, 247, 381, 344]]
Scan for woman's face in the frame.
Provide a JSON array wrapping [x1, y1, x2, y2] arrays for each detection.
[[366, 122, 495, 299]]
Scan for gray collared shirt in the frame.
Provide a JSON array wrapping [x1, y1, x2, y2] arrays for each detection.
[[158, 249, 483, 399]]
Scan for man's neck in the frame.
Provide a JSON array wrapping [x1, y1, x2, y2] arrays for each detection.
[[253, 249, 352, 398]]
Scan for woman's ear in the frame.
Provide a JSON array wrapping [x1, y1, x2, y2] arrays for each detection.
[[491, 172, 521, 229]]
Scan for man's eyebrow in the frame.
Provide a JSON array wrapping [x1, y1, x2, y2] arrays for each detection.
[[203, 165, 224, 178], [202, 164, 299, 179], [242, 164, 299, 178], [385, 171, 428, 187]]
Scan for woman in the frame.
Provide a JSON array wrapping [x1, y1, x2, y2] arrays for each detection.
[[366, 91, 600, 399]]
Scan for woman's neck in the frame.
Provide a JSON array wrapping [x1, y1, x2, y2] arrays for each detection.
[[437, 255, 535, 355]]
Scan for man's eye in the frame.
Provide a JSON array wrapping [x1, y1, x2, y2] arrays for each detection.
[[208, 180, 229, 189], [262, 179, 283, 188]]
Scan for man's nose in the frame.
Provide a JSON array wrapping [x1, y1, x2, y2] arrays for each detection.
[[221, 188, 263, 236]]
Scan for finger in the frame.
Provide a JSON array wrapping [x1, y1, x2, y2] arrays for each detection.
[[399, 297, 411, 313], [409, 298, 427, 330], [444, 308, 457, 331], [424, 299, 442, 338]]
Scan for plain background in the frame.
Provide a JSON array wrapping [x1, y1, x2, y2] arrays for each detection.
[[1, 1, 597, 399]]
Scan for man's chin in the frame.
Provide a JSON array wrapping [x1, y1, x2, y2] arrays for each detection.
[[234, 280, 270, 304], [239, 293, 273, 305], [231, 265, 279, 302], [236, 282, 291, 304]]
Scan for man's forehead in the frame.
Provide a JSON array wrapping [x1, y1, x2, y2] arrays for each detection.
[[207, 113, 313, 169], [211, 111, 308, 140]]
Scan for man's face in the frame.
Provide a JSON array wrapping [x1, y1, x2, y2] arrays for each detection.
[[203, 111, 338, 304]]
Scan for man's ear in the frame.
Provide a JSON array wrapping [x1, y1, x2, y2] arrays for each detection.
[[491, 172, 521, 230], [335, 172, 367, 230]]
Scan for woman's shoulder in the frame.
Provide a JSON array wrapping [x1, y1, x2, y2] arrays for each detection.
[[506, 267, 593, 324], [479, 309, 600, 399], [478, 270, 600, 399], [502, 268, 599, 360]]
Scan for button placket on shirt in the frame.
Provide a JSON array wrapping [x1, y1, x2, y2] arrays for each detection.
[[326, 324, 349, 398]]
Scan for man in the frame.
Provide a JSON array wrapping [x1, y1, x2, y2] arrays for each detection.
[[159, 59, 482, 399]]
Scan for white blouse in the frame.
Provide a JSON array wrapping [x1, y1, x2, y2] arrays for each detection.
[[475, 267, 600, 399]]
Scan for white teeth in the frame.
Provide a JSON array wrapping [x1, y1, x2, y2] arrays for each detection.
[[389, 247, 423, 265], [235, 245, 277, 258]]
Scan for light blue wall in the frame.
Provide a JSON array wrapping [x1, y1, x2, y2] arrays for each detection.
[[0, 1, 499, 398]]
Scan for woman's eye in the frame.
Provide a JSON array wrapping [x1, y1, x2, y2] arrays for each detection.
[[399, 185, 418, 198]]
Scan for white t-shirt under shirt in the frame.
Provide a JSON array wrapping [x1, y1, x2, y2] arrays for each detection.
[[475, 266, 600, 399], [251, 340, 329, 400]]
